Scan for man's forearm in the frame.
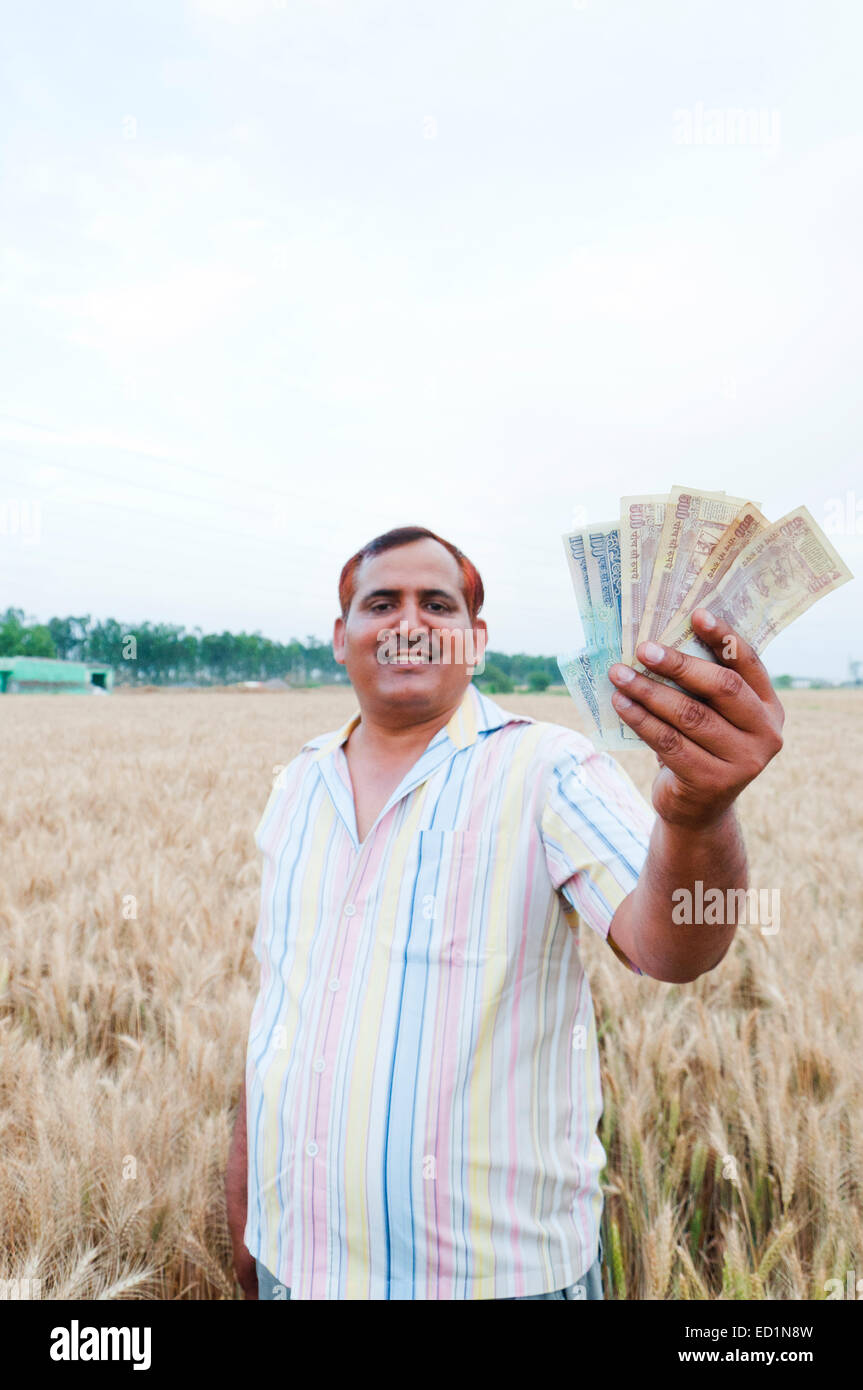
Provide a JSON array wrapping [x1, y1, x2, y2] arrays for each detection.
[[611, 806, 748, 983], [226, 1075, 259, 1297], [226, 1077, 249, 1250]]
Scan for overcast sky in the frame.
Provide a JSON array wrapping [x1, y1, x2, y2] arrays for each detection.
[[2, 0, 861, 680]]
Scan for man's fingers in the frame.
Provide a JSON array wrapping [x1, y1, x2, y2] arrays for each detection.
[[632, 634, 766, 733], [610, 663, 745, 757], [689, 608, 781, 712], [611, 687, 720, 781]]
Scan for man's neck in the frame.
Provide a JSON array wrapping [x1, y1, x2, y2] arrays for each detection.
[[346, 692, 466, 763]]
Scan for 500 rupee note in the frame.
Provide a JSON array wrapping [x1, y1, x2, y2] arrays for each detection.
[[666, 506, 853, 663], [620, 494, 668, 664], [659, 502, 770, 648]]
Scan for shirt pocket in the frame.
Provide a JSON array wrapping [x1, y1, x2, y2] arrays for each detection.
[[408, 828, 505, 967]]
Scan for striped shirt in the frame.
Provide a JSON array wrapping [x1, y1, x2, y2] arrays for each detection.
[[244, 681, 655, 1300]]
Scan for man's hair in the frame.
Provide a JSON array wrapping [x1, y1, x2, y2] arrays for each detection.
[[338, 526, 484, 623]]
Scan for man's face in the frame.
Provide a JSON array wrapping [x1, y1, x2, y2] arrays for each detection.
[[333, 538, 488, 721]]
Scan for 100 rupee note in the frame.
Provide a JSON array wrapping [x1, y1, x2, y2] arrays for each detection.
[[556, 649, 601, 735], [561, 523, 640, 749]]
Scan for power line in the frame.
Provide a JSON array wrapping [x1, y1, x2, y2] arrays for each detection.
[[0, 466, 353, 559], [0, 483, 570, 625], [0, 416, 566, 562], [0, 449, 358, 553], [0, 446, 312, 524], [0, 412, 385, 519]]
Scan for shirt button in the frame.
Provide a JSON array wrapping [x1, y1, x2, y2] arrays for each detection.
[[306, 1141, 318, 1157], [344, 903, 356, 917], [313, 1058, 325, 1073], [328, 977, 340, 991]]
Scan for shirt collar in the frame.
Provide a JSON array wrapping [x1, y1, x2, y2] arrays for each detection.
[[302, 682, 534, 761]]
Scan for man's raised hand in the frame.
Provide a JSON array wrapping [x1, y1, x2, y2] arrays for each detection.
[[607, 608, 785, 831]]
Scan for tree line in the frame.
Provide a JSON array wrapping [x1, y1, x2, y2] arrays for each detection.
[[0, 608, 562, 692]]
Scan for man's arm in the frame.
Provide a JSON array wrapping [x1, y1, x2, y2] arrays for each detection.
[[225, 1075, 258, 1299], [609, 807, 746, 982], [605, 609, 784, 983]]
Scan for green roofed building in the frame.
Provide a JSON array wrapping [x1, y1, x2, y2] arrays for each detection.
[[0, 655, 113, 694]]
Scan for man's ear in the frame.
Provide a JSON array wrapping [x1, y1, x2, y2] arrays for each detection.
[[467, 618, 488, 674], [333, 615, 346, 664]]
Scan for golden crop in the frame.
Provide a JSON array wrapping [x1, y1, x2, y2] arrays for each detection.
[[1, 688, 860, 1299]]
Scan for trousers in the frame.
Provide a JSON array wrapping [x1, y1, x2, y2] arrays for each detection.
[[254, 1237, 604, 1301]]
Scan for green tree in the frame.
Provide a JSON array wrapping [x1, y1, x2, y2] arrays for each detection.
[[0, 609, 56, 657], [475, 663, 514, 694], [48, 616, 78, 660], [20, 624, 56, 657], [528, 671, 550, 691], [0, 607, 27, 656]]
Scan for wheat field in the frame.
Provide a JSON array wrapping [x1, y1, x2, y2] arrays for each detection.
[[1, 687, 861, 1300]]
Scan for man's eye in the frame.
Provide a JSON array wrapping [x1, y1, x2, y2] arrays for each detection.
[[427, 603, 449, 612]]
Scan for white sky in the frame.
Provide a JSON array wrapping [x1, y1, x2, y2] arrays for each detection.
[[2, 0, 861, 680]]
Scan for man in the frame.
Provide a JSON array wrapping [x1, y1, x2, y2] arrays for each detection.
[[225, 524, 784, 1300]]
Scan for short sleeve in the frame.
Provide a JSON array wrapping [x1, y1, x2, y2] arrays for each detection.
[[539, 736, 656, 975]]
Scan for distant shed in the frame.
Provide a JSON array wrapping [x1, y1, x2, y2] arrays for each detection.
[[0, 656, 113, 694]]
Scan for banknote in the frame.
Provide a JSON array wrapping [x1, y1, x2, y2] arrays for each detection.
[[620, 495, 668, 665], [559, 494, 853, 753], [556, 649, 601, 735], [659, 502, 770, 648], [558, 643, 639, 750], [561, 523, 641, 748], [636, 487, 753, 656], [664, 506, 853, 663]]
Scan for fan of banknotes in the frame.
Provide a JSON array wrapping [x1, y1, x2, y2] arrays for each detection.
[[558, 488, 854, 750]]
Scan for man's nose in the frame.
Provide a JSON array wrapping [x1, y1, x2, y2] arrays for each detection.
[[398, 600, 431, 631]]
